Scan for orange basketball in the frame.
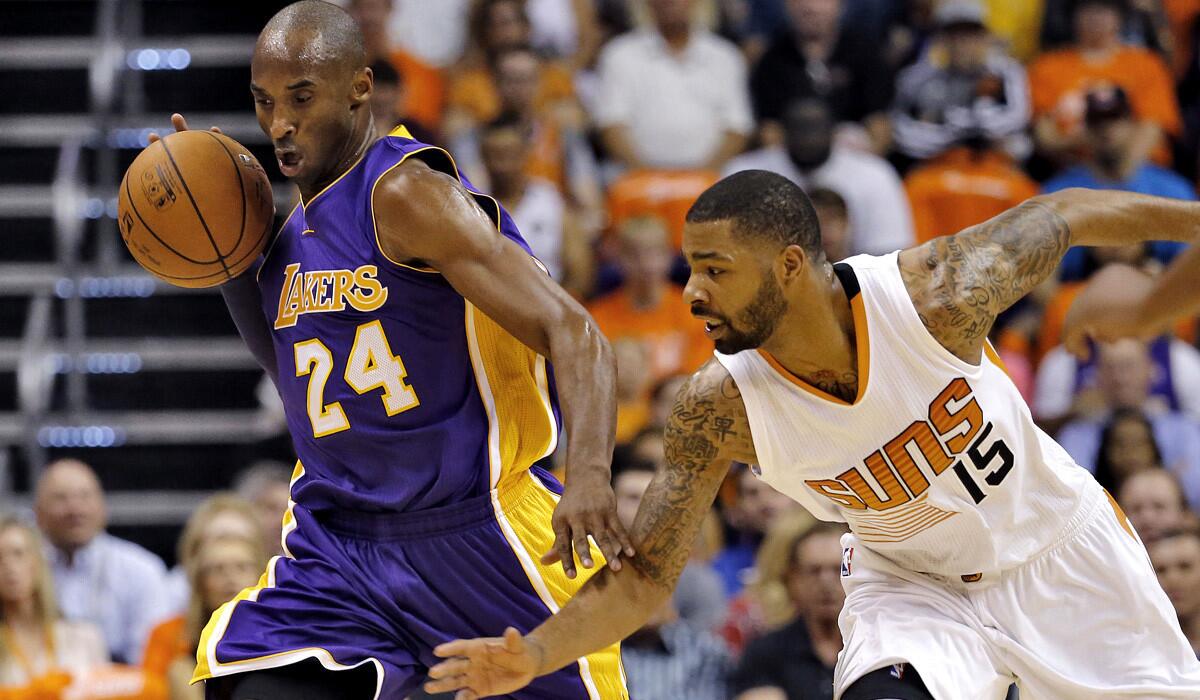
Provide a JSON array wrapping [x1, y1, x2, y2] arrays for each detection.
[[117, 130, 274, 288]]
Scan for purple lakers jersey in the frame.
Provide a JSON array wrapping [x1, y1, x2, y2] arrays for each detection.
[[256, 127, 561, 513]]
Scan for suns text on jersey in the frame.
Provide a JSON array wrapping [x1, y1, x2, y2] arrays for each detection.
[[274, 263, 388, 329], [805, 377, 1014, 512]]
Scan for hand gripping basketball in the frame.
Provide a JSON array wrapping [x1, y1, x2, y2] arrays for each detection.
[[119, 113, 274, 288]]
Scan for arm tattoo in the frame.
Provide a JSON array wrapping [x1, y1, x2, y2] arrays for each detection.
[[628, 362, 751, 587], [901, 200, 1070, 360]]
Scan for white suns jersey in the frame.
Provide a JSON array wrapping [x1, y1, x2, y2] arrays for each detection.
[[716, 252, 1096, 576]]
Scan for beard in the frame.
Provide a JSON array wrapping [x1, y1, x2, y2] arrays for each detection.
[[712, 276, 788, 354]]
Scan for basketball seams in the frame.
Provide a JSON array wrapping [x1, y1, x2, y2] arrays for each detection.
[[126, 203, 273, 284], [158, 137, 233, 280], [122, 173, 224, 266], [205, 131, 250, 256]]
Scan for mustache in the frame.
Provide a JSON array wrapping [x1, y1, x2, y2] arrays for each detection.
[[691, 306, 726, 322]]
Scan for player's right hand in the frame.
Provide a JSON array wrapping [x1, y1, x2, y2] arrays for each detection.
[[1062, 263, 1159, 360], [146, 112, 221, 144], [425, 627, 542, 699]]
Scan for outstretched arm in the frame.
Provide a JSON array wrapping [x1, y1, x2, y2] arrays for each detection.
[[424, 361, 754, 697], [374, 159, 631, 577], [899, 188, 1200, 363]]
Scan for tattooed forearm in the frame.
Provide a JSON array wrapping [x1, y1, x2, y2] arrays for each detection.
[[901, 200, 1070, 360], [627, 361, 750, 587]]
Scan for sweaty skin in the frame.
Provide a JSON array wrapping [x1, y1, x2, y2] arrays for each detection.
[[425, 188, 1200, 698]]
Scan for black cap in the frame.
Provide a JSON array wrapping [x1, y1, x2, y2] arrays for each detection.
[[1085, 84, 1132, 125]]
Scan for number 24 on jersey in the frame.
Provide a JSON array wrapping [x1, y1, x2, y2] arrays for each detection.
[[293, 320, 419, 437]]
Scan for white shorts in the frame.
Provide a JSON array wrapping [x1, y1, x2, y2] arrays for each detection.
[[834, 484, 1200, 700]]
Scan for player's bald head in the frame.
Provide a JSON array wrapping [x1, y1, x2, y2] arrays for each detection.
[[256, 0, 366, 77]]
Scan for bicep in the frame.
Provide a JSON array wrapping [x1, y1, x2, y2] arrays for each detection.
[[375, 164, 580, 357], [901, 199, 1070, 359]]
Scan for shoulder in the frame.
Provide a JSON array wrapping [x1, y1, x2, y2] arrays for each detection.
[[1142, 166, 1196, 197], [1028, 48, 1075, 73], [56, 620, 107, 657], [1122, 46, 1170, 70], [102, 534, 166, 574], [837, 148, 901, 181], [599, 31, 649, 64], [896, 60, 939, 89], [1042, 168, 1090, 192]]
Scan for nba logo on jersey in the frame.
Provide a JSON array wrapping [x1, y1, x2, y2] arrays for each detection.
[[841, 546, 853, 577]]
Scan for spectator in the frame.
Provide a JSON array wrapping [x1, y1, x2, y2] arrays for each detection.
[[480, 113, 570, 283], [719, 510, 816, 655], [891, 0, 1029, 163], [1093, 408, 1166, 494], [1118, 467, 1194, 540], [613, 337, 655, 443], [750, 0, 893, 152], [0, 515, 107, 688], [723, 98, 915, 256], [451, 46, 602, 219], [903, 140, 1039, 245], [595, 0, 753, 170], [1028, 0, 1181, 169], [1040, 0, 1172, 55], [233, 461, 293, 560], [1056, 340, 1200, 508], [525, 0, 602, 68], [158, 494, 261, 619], [731, 522, 846, 700], [1042, 85, 1196, 197], [164, 534, 265, 700], [1148, 528, 1200, 654], [35, 460, 169, 665], [588, 216, 713, 384], [368, 60, 437, 143], [347, 0, 446, 132], [1035, 333, 1200, 424], [807, 188, 851, 262], [387, 0, 472, 69], [714, 467, 802, 598], [445, 0, 577, 137], [620, 598, 733, 700], [612, 456, 726, 631]]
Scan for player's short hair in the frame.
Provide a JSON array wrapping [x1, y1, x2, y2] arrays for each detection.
[[686, 170, 823, 258], [260, 1, 367, 74]]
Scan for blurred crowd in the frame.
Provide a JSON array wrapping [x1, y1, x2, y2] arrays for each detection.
[[8, 0, 1200, 697]]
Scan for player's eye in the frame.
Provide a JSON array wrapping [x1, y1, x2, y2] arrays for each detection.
[[294, 93, 312, 104], [253, 97, 272, 107], [707, 267, 723, 278]]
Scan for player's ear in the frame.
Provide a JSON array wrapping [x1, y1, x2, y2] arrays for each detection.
[[778, 244, 808, 284], [351, 66, 372, 108]]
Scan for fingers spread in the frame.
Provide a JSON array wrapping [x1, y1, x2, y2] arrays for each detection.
[[573, 531, 594, 569], [428, 658, 469, 680], [434, 640, 472, 658], [552, 528, 576, 578], [171, 113, 189, 132]]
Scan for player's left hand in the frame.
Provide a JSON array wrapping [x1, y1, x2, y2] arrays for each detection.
[[542, 473, 634, 579], [426, 627, 542, 698]]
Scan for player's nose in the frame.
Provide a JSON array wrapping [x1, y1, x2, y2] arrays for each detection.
[[269, 117, 295, 141], [683, 276, 708, 306]]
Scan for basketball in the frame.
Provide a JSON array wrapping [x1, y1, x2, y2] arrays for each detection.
[[117, 130, 274, 288]]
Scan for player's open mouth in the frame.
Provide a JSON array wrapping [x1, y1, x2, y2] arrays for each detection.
[[277, 151, 302, 177], [704, 320, 726, 337]]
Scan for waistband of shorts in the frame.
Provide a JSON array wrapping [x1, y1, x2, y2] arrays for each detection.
[[310, 468, 550, 541]]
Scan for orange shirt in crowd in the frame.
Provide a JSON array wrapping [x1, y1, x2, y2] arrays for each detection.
[[905, 147, 1040, 244], [606, 170, 720, 251], [388, 49, 445, 128], [447, 62, 575, 125], [141, 616, 189, 682], [1028, 46, 1181, 163], [588, 287, 712, 385]]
